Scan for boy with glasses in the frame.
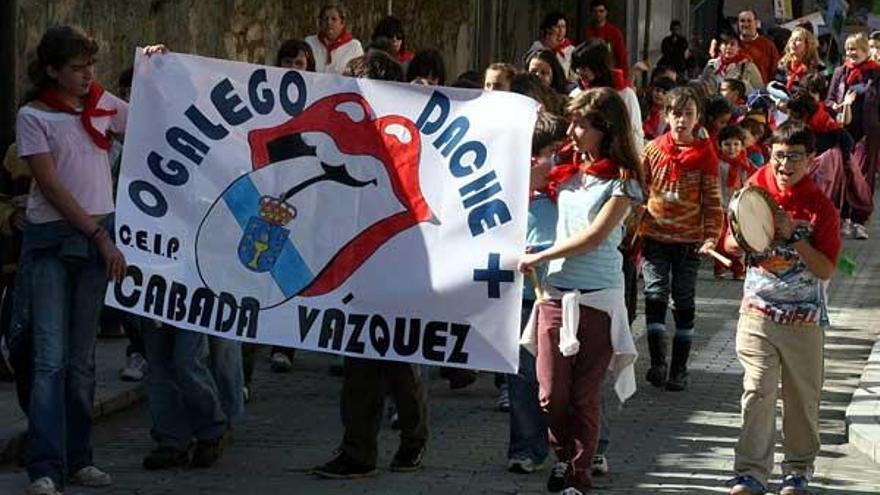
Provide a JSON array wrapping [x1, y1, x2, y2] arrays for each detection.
[[723, 123, 839, 495]]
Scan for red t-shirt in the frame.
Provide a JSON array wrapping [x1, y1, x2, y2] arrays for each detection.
[[739, 35, 778, 85], [586, 22, 628, 79]]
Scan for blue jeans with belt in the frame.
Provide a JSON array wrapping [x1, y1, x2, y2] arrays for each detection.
[[16, 218, 111, 486], [507, 299, 549, 462]]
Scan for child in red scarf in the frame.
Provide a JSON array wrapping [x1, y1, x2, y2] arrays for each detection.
[[642, 76, 675, 140], [723, 123, 839, 495], [14, 25, 138, 494], [640, 87, 724, 392], [715, 126, 757, 279], [787, 88, 854, 156]]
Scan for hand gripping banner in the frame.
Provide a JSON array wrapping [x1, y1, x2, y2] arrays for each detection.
[[108, 50, 538, 373]]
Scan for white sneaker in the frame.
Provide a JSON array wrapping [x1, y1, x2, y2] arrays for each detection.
[[561, 488, 584, 495], [270, 352, 293, 372], [841, 219, 853, 238], [120, 352, 147, 381], [26, 477, 61, 495], [507, 457, 546, 473], [853, 223, 869, 240], [70, 465, 112, 487], [591, 454, 609, 475]]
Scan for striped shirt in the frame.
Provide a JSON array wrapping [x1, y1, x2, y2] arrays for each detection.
[[640, 138, 724, 244]]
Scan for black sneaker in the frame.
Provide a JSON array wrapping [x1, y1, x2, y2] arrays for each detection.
[[666, 369, 688, 391], [191, 437, 224, 468], [646, 364, 668, 388], [312, 452, 377, 479], [142, 446, 189, 470], [547, 461, 568, 492], [390, 446, 425, 472]]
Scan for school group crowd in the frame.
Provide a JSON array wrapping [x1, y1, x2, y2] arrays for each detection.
[[1, 1, 880, 494]]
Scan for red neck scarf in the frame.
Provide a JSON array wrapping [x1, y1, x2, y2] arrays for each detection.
[[724, 151, 756, 188], [643, 103, 665, 139], [786, 60, 809, 91], [318, 29, 354, 64], [584, 157, 621, 180], [38, 82, 116, 150], [808, 102, 842, 134], [551, 38, 573, 57], [545, 142, 580, 201], [752, 159, 818, 208], [716, 52, 750, 75], [397, 50, 415, 64], [844, 59, 880, 86], [656, 132, 719, 182]]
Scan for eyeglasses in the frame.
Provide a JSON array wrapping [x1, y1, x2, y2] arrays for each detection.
[[771, 151, 806, 163]]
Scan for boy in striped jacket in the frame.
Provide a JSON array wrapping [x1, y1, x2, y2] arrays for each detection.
[[640, 87, 724, 391]]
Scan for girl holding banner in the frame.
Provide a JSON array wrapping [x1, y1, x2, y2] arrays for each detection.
[[14, 25, 129, 495], [518, 87, 643, 495]]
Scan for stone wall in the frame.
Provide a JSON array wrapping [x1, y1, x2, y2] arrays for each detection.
[[13, 0, 578, 98]]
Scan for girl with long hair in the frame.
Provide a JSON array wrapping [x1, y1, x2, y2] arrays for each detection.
[[776, 27, 822, 91], [518, 87, 643, 494], [14, 25, 129, 495]]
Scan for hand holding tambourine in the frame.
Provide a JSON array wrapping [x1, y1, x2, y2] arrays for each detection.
[[726, 186, 784, 257]]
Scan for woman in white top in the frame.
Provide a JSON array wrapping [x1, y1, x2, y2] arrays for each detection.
[[528, 12, 576, 81], [14, 25, 129, 495], [569, 40, 645, 154], [305, 2, 364, 74]]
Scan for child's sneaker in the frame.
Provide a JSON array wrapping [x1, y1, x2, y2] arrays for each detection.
[[547, 461, 569, 492], [507, 457, 546, 474], [70, 465, 112, 487], [590, 454, 609, 475], [726, 474, 766, 494], [841, 219, 853, 238], [270, 351, 293, 372], [26, 477, 61, 495], [120, 352, 147, 381], [779, 474, 810, 495], [853, 223, 869, 240]]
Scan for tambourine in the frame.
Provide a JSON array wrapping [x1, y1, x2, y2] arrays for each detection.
[[728, 186, 779, 254]]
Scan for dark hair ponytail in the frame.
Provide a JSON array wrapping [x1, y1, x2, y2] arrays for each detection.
[[24, 25, 99, 102]]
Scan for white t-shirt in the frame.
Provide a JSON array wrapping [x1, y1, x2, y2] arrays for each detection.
[[15, 92, 128, 223], [305, 35, 364, 75]]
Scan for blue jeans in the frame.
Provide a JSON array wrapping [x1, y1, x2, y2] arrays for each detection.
[[143, 325, 227, 450], [507, 299, 549, 462], [18, 220, 110, 485], [641, 238, 700, 336], [208, 336, 244, 428]]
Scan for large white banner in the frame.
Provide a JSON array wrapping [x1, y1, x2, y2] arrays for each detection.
[[106, 50, 538, 373]]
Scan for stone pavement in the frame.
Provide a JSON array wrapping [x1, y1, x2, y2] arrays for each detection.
[[2, 222, 880, 494], [0, 339, 143, 464]]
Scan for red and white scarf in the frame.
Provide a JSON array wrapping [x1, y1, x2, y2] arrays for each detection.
[[38, 82, 117, 151]]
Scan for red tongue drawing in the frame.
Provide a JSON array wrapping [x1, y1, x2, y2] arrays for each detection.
[[247, 93, 434, 297]]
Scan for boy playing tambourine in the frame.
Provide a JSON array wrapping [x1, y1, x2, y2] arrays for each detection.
[[723, 123, 839, 495]]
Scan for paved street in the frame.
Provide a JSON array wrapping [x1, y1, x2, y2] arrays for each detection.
[[2, 217, 880, 494]]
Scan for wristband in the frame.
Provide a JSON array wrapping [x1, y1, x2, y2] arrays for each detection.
[[90, 226, 106, 242], [785, 228, 807, 245]]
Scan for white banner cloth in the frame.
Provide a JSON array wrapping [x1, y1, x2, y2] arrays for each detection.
[[106, 50, 538, 373]]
